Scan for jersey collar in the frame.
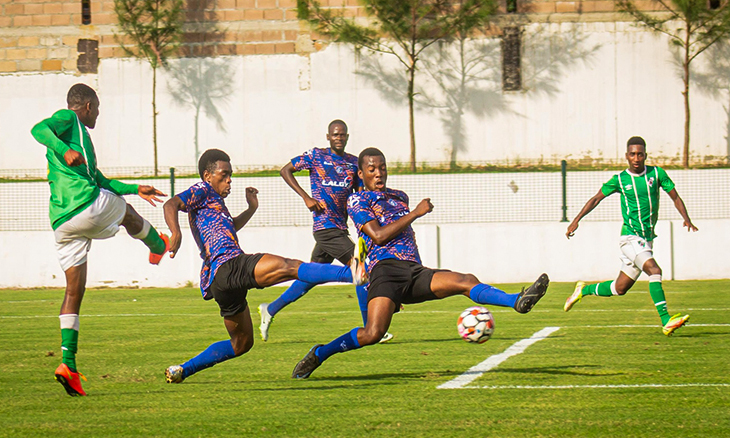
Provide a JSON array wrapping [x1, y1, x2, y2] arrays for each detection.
[[625, 167, 647, 177]]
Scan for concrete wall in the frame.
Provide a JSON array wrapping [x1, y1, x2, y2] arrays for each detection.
[[2, 219, 726, 289]]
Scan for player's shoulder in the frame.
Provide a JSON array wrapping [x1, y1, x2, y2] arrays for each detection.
[[51, 109, 76, 122], [343, 152, 358, 164], [386, 188, 408, 202]]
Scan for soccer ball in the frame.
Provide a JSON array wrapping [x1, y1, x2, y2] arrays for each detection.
[[457, 306, 495, 343]]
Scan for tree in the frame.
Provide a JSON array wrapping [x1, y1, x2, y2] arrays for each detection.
[[298, 0, 497, 172], [114, 0, 185, 176], [617, 0, 730, 168]]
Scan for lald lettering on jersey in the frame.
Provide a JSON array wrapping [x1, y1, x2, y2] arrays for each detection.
[[322, 180, 349, 187]]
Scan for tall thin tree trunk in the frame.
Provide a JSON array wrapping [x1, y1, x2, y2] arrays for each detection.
[[682, 27, 691, 168], [408, 60, 417, 173], [153, 65, 159, 177]]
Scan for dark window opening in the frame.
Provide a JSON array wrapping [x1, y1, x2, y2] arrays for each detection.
[[507, 0, 517, 13], [77, 39, 98, 74], [82, 0, 91, 25], [709, 0, 721, 9], [502, 26, 522, 92]]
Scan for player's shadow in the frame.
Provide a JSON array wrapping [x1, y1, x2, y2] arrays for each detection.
[[491, 364, 620, 377]]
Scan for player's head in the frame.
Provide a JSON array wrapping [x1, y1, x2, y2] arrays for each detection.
[[358, 147, 387, 191], [199, 149, 233, 198], [327, 119, 349, 155], [626, 136, 647, 173], [67, 83, 99, 129]]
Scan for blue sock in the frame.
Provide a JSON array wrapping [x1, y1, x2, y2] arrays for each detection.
[[315, 327, 361, 362], [356, 284, 369, 325], [181, 340, 236, 379], [469, 283, 519, 308], [268, 280, 315, 316], [297, 263, 352, 284]]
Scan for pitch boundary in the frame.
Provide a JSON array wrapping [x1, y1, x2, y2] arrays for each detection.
[[472, 383, 730, 390]]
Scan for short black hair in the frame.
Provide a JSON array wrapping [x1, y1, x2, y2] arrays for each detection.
[[67, 83, 98, 108], [198, 149, 231, 180], [627, 136, 646, 149], [328, 119, 347, 133], [358, 147, 385, 169]]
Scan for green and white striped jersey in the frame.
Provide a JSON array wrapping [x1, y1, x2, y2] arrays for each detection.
[[601, 166, 675, 241]]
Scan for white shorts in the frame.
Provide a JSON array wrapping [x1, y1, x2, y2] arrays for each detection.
[[54, 189, 127, 271], [618, 234, 654, 280]]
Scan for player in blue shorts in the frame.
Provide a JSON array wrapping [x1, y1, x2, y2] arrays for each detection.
[[162, 149, 367, 383], [257, 120, 392, 343], [292, 147, 550, 379]]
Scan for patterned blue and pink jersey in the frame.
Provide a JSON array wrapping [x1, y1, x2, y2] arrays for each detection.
[[347, 188, 421, 273], [291, 148, 359, 232], [177, 182, 243, 298]]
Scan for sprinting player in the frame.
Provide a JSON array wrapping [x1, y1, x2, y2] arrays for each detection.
[[162, 149, 367, 383], [291, 147, 550, 379], [31, 83, 170, 397], [564, 136, 697, 336], [258, 120, 393, 343]]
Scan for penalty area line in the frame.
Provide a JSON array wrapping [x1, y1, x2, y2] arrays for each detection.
[[437, 326, 560, 390], [473, 383, 730, 390]]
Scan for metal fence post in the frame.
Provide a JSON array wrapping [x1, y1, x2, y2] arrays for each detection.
[[170, 167, 175, 197], [561, 160, 568, 222]]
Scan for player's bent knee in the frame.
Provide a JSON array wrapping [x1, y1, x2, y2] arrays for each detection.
[[359, 327, 386, 346], [232, 336, 254, 356]]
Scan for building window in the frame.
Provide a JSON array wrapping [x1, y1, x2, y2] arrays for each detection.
[[502, 26, 522, 92], [709, 0, 720, 9], [77, 39, 98, 73], [82, 0, 91, 24], [507, 0, 517, 13]]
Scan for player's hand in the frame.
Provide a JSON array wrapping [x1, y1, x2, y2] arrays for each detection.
[[245, 187, 259, 210], [168, 232, 182, 259], [304, 196, 325, 213], [566, 222, 578, 239], [138, 185, 167, 206], [63, 149, 86, 167], [683, 221, 698, 232], [414, 198, 434, 217]]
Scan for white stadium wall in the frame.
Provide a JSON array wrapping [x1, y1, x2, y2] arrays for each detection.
[[1, 21, 730, 171]]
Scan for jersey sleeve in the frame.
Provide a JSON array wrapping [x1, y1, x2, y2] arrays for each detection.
[[291, 149, 315, 171], [30, 110, 74, 156], [347, 193, 377, 230], [177, 183, 209, 213], [600, 175, 620, 196], [656, 167, 676, 193], [95, 169, 139, 196]]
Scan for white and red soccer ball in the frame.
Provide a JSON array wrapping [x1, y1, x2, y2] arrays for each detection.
[[457, 306, 495, 343]]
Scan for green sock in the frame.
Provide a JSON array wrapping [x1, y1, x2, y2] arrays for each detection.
[[649, 275, 670, 325], [582, 281, 614, 297], [61, 328, 79, 372], [132, 221, 166, 254]]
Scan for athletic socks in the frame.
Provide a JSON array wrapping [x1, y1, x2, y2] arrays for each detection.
[[582, 280, 615, 297], [268, 280, 315, 316], [59, 314, 80, 372], [468, 283, 519, 308], [649, 274, 671, 325], [356, 284, 369, 325], [297, 263, 352, 284], [315, 328, 361, 363], [181, 340, 236, 379], [130, 219, 166, 254]]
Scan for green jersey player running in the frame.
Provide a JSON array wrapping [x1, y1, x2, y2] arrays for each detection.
[[564, 136, 697, 336], [31, 84, 170, 396]]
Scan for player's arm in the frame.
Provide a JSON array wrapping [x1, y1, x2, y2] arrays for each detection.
[[234, 187, 258, 231], [30, 113, 86, 166], [667, 188, 698, 232], [360, 198, 433, 246], [95, 170, 166, 206], [566, 190, 606, 239], [163, 196, 186, 258], [280, 162, 324, 213]]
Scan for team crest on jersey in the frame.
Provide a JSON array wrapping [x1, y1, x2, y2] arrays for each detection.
[[336, 166, 344, 174], [388, 199, 399, 207], [648, 177, 655, 187]]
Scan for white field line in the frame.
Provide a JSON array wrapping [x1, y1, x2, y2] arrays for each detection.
[[437, 326, 561, 390], [472, 383, 730, 390]]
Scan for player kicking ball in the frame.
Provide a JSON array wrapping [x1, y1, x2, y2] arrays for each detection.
[[162, 149, 367, 383], [31, 84, 170, 396], [565, 136, 697, 336], [292, 147, 549, 379]]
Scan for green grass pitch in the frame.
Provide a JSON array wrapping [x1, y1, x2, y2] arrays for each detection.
[[1, 280, 728, 437]]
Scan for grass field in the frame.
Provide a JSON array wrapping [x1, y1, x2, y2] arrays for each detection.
[[1, 280, 729, 437]]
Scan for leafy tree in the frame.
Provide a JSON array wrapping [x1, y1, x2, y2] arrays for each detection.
[[298, 0, 497, 172], [114, 0, 185, 176], [617, 0, 730, 168]]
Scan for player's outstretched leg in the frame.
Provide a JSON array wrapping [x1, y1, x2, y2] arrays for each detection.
[[513, 273, 550, 314], [121, 205, 169, 264], [293, 328, 362, 379], [663, 314, 690, 336], [564, 281, 586, 311]]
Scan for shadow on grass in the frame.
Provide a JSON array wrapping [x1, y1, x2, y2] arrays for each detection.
[[490, 364, 618, 377]]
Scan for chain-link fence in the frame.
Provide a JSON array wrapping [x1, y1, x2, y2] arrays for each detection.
[[1, 166, 728, 231]]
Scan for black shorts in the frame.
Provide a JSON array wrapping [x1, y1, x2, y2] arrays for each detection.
[[208, 253, 265, 317], [367, 259, 446, 311], [311, 228, 355, 265]]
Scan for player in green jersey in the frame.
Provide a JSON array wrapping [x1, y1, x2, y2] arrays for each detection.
[[564, 136, 697, 336], [31, 83, 170, 396]]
